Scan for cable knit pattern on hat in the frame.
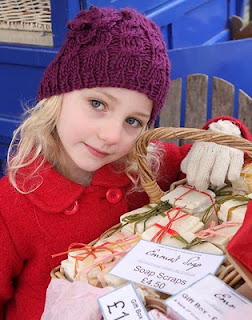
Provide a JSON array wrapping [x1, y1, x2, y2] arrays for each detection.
[[37, 7, 170, 125]]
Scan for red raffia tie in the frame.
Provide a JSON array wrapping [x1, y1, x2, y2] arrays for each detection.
[[75, 233, 141, 282], [151, 207, 189, 243], [196, 221, 242, 240], [174, 185, 219, 222], [51, 233, 140, 277]]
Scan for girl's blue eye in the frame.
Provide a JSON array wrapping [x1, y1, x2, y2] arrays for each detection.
[[91, 100, 104, 110], [126, 118, 141, 127]]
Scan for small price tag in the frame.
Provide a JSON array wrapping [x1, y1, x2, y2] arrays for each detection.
[[165, 274, 252, 320], [98, 282, 150, 320], [109, 240, 224, 295]]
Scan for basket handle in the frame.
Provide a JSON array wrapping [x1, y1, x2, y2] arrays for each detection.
[[132, 127, 252, 203]]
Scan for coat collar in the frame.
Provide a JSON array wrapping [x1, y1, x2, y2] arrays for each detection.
[[18, 159, 131, 213]]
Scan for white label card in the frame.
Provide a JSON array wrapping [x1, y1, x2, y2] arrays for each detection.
[[98, 282, 150, 320], [165, 274, 252, 320], [109, 240, 224, 295]]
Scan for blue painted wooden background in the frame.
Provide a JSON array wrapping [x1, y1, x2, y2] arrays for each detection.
[[0, 0, 248, 176]]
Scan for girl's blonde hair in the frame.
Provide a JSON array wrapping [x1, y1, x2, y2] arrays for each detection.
[[8, 95, 63, 193], [7, 95, 163, 194]]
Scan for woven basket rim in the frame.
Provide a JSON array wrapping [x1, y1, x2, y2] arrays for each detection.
[[132, 127, 252, 203]]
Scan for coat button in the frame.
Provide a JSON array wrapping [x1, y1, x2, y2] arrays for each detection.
[[106, 188, 122, 204], [64, 200, 79, 215]]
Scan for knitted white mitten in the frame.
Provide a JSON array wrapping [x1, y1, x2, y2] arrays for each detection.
[[181, 120, 244, 191]]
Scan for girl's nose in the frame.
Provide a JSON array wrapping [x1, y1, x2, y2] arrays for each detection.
[[98, 119, 122, 145]]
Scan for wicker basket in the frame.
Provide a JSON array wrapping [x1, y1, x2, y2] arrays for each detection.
[[51, 222, 170, 312], [0, 0, 52, 45], [132, 127, 252, 203], [51, 127, 252, 309]]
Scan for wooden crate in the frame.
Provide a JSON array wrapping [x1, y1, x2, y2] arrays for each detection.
[[0, 0, 52, 46]]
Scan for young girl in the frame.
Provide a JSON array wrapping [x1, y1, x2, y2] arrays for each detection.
[[0, 6, 251, 319]]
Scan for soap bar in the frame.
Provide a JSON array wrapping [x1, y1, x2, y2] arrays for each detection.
[[141, 208, 203, 244], [120, 203, 170, 235], [232, 164, 252, 194], [189, 242, 223, 255], [218, 200, 248, 222], [161, 185, 216, 214]]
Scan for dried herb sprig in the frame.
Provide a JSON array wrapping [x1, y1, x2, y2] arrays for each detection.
[[172, 233, 188, 245], [201, 194, 250, 224], [214, 184, 233, 197], [121, 200, 172, 233], [184, 238, 207, 250]]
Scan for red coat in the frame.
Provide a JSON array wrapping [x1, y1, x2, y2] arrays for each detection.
[[226, 200, 252, 272], [0, 116, 251, 319], [0, 142, 190, 319]]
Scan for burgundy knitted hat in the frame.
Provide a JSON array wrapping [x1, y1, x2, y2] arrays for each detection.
[[38, 6, 170, 124]]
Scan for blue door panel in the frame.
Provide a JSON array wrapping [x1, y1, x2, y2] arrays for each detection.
[[172, 0, 229, 48]]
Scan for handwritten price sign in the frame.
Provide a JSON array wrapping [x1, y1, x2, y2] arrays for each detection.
[[109, 240, 224, 295], [98, 283, 150, 320]]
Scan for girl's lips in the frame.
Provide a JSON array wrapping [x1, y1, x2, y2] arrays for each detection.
[[85, 144, 110, 158]]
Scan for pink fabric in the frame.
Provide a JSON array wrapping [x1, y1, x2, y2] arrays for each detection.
[[41, 278, 108, 320], [149, 308, 181, 320]]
